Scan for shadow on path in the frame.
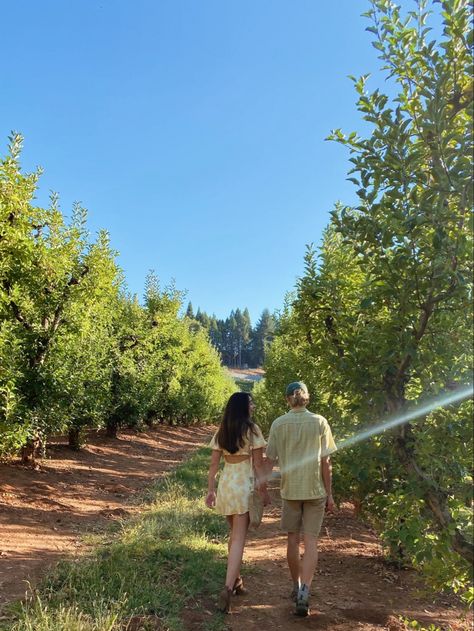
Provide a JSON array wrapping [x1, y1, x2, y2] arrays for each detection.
[[223, 482, 469, 631], [0, 424, 215, 611]]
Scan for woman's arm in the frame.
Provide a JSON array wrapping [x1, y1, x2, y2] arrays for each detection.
[[205, 450, 221, 508], [252, 447, 271, 504], [252, 447, 266, 483]]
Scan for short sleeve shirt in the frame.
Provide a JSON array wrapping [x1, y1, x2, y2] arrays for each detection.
[[266, 408, 337, 500], [209, 424, 266, 456]]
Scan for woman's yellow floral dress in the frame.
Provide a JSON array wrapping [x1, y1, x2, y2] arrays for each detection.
[[209, 425, 266, 516]]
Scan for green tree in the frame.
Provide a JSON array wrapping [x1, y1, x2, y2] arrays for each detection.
[[0, 136, 235, 458], [251, 309, 275, 367], [0, 134, 102, 460], [185, 301, 194, 319], [256, 0, 473, 601], [233, 308, 251, 367], [47, 230, 121, 449], [327, 0, 473, 565]]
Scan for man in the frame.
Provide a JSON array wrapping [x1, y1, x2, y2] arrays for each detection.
[[265, 381, 337, 617]]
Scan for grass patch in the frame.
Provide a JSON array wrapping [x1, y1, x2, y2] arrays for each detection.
[[3, 448, 229, 631], [233, 379, 254, 393]]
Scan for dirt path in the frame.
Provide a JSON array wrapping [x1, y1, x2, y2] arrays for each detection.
[[226, 479, 470, 631], [0, 430, 471, 630], [0, 425, 214, 612], [228, 369, 265, 382]]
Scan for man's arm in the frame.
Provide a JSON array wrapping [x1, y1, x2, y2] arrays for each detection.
[[321, 456, 335, 512], [263, 456, 277, 484], [252, 447, 271, 504], [264, 426, 278, 483]]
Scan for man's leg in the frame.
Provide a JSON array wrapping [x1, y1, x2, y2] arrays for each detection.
[[287, 531, 300, 584], [300, 533, 318, 586], [295, 533, 318, 617], [295, 498, 326, 617], [281, 499, 303, 598]]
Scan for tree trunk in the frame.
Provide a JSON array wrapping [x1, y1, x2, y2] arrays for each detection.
[[396, 423, 474, 565], [106, 418, 119, 439], [144, 410, 155, 428], [20, 437, 41, 465], [68, 427, 82, 450]]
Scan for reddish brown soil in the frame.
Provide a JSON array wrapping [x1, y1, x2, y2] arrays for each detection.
[[0, 425, 214, 611], [0, 428, 471, 631], [229, 369, 265, 376], [226, 478, 472, 631]]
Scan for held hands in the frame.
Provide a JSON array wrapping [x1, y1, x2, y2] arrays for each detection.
[[257, 482, 271, 506], [205, 490, 216, 508], [325, 494, 336, 514], [260, 488, 271, 506]]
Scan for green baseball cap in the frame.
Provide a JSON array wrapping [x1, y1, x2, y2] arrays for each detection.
[[285, 381, 308, 396]]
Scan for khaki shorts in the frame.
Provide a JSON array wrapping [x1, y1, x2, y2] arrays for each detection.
[[281, 497, 326, 537]]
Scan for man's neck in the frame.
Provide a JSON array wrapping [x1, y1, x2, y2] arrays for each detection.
[[290, 406, 307, 413]]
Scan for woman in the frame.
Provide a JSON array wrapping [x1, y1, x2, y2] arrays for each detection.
[[205, 391, 268, 613]]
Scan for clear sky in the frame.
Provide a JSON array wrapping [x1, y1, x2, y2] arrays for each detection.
[[2, 0, 410, 324]]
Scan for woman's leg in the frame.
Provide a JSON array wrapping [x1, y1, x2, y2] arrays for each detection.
[[225, 512, 249, 589], [226, 515, 233, 554]]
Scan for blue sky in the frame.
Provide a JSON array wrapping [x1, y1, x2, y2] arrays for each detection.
[[2, 1, 413, 324]]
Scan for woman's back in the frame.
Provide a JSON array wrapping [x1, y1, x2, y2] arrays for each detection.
[[209, 424, 266, 456]]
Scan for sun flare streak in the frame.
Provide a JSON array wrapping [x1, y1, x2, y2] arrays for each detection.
[[273, 384, 473, 478], [335, 383, 473, 453]]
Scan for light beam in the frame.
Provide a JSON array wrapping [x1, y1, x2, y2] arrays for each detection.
[[271, 384, 473, 479]]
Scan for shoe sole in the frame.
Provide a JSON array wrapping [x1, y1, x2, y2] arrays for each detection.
[[295, 602, 309, 617]]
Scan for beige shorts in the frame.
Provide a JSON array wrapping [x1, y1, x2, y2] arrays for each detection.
[[281, 497, 326, 537]]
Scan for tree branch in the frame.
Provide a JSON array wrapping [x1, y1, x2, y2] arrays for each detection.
[[1, 280, 33, 331], [324, 314, 345, 358], [396, 425, 474, 565]]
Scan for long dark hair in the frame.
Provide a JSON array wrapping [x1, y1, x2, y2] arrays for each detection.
[[216, 392, 256, 454]]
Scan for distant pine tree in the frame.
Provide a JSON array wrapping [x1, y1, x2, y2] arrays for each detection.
[[189, 306, 272, 368], [251, 309, 275, 367]]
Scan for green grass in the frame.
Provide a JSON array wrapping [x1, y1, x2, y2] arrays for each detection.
[[3, 448, 229, 631], [234, 379, 254, 393]]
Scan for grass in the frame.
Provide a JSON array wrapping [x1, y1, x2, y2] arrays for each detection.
[[2, 448, 229, 631], [233, 379, 254, 393]]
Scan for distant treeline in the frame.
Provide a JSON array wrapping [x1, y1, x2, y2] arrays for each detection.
[[184, 303, 275, 368]]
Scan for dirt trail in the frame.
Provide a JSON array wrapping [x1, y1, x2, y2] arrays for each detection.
[[0, 429, 470, 630], [225, 479, 470, 631], [0, 425, 214, 611]]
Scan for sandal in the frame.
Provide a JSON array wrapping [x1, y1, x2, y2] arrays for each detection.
[[217, 586, 232, 613]]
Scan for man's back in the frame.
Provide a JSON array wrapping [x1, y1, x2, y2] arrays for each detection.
[[266, 408, 336, 500]]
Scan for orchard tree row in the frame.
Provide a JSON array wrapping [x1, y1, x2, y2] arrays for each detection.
[[255, 0, 473, 604], [185, 303, 276, 368], [0, 136, 234, 461]]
